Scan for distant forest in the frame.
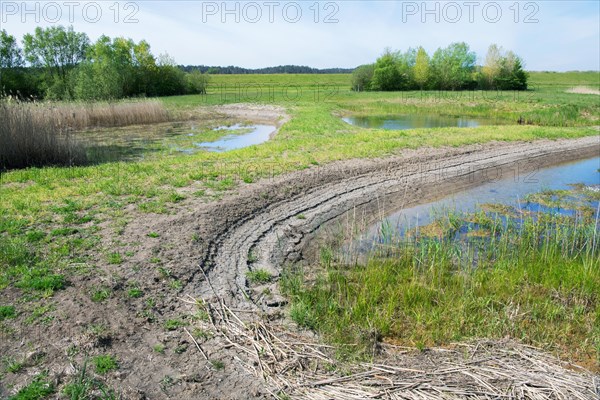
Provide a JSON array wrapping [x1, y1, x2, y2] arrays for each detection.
[[180, 65, 353, 74]]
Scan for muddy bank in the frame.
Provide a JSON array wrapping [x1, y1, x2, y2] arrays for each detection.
[[195, 136, 600, 310], [1, 135, 598, 399]]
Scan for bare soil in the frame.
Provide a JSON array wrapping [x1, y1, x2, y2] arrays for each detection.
[[566, 86, 600, 95], [1, 110, 598, 398]]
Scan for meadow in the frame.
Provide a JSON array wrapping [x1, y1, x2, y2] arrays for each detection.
[[0, 71, 599, 395]]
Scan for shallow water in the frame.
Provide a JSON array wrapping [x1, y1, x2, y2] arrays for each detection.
[[355, 156, 600, 248], [195, 124, 276, 152], [342, 115, 506, 130], [80, 122, 275, 163]]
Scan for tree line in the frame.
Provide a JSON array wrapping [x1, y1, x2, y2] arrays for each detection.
[[0, 26, 209, 101], [181, 65, 353, 74], [352, 43, 528, 92]]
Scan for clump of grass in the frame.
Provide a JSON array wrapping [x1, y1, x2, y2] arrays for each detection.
[[91, 287, 111, 303], [106, 252, 123, 265], [164, 318, 185, 331], [127, 287, 143, 298], [246, 269, 273, 284], [93, 355, 118, 374], [0, 305, 16, 320]]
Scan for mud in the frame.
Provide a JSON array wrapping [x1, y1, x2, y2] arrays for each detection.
[[1, 132, 598, 399]]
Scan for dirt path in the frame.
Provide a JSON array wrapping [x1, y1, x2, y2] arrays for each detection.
[[2, 135, 599, 399]]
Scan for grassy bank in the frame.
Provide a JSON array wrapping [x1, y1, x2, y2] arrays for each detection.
[[282, 189, 600, 368]]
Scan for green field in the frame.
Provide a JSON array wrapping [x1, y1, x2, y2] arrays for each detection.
[[1, 72, 599, 390]]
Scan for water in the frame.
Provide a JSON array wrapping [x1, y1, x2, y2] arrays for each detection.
[[80, 122, 275, 163], [342, 115, 506, 130], [356, 157, 600, 246], [195, 124, 276, 152]]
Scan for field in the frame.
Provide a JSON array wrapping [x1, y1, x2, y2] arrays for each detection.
[[0, 72, 599, 398]]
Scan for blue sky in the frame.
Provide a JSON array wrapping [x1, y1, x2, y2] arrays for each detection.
[[1, 1, 599, 70]]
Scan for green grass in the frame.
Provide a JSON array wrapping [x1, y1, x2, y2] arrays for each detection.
[[8, 374, 55, 400], [282, 195, 600, 367], [163, 318, 185, 331], [91, 287, 111, 302], [0, 305, 16, 320], [246, 269, 273, 284], [92, 355, 118, 374]]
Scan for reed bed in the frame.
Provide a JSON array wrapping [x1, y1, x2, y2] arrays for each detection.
[[0, 100, 170, 169]]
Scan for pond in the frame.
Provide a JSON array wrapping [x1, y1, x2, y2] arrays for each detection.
[[195, 124, 276, 152], [80, 122, 275, 163], [342, 115, 506, 130], [350, 156, 600, 255]]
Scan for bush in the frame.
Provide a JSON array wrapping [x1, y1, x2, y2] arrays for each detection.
[[351, 64, 374, 91]]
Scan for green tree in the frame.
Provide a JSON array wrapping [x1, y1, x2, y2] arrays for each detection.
[[73, 36, 123, 100], [23, 25, 89, 99], [372, 49, 404, 91], [496, 51, 528, 90], [0, 30, 23, 68], [351, 64, 375, 91], [430, 42, 476, 90], [132, 40, 157, 95], [482, 44, 503, 89], [185, 70, 209, 94], [413, 47, 430, 90], [153, 53, 186, 96]]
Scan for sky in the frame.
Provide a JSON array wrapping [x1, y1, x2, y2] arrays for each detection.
[[1, 1, 599, 71]]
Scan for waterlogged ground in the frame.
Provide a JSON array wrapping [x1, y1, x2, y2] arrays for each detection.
[[79, 119, 276, 163], [342, 114, 508, 130], [286, 157, 600, 370], [352, 156, 600, 253]]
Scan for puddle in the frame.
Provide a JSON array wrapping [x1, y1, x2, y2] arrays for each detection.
[[342, 115, 506, 130], [353, 157, 600, 251], [194, 124, 276, 152]]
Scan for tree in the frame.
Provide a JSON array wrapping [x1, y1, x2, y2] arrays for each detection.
[[0, 30, 23, 68], [153, 53, 186, 96], [23, 25, 89, 98], [413, 47, 430, 90], [351, 64, 375, 91], [496, 51, 528, 90], [185, 70, 209, 94], [371, 49, 404, 91], [73, 36, 123, 100], [482, 44, 503, 89], [430, 42, 476, 90]]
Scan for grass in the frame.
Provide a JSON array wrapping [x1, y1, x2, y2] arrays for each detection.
[[63, 359, 119, 399], [92, 355, 118, 374], [8, 373, 55, 400], [0, 305, 16, 320], [282, 191, 600, 367], [246, 269, 273, 284], [164, 318, 185, 331]]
